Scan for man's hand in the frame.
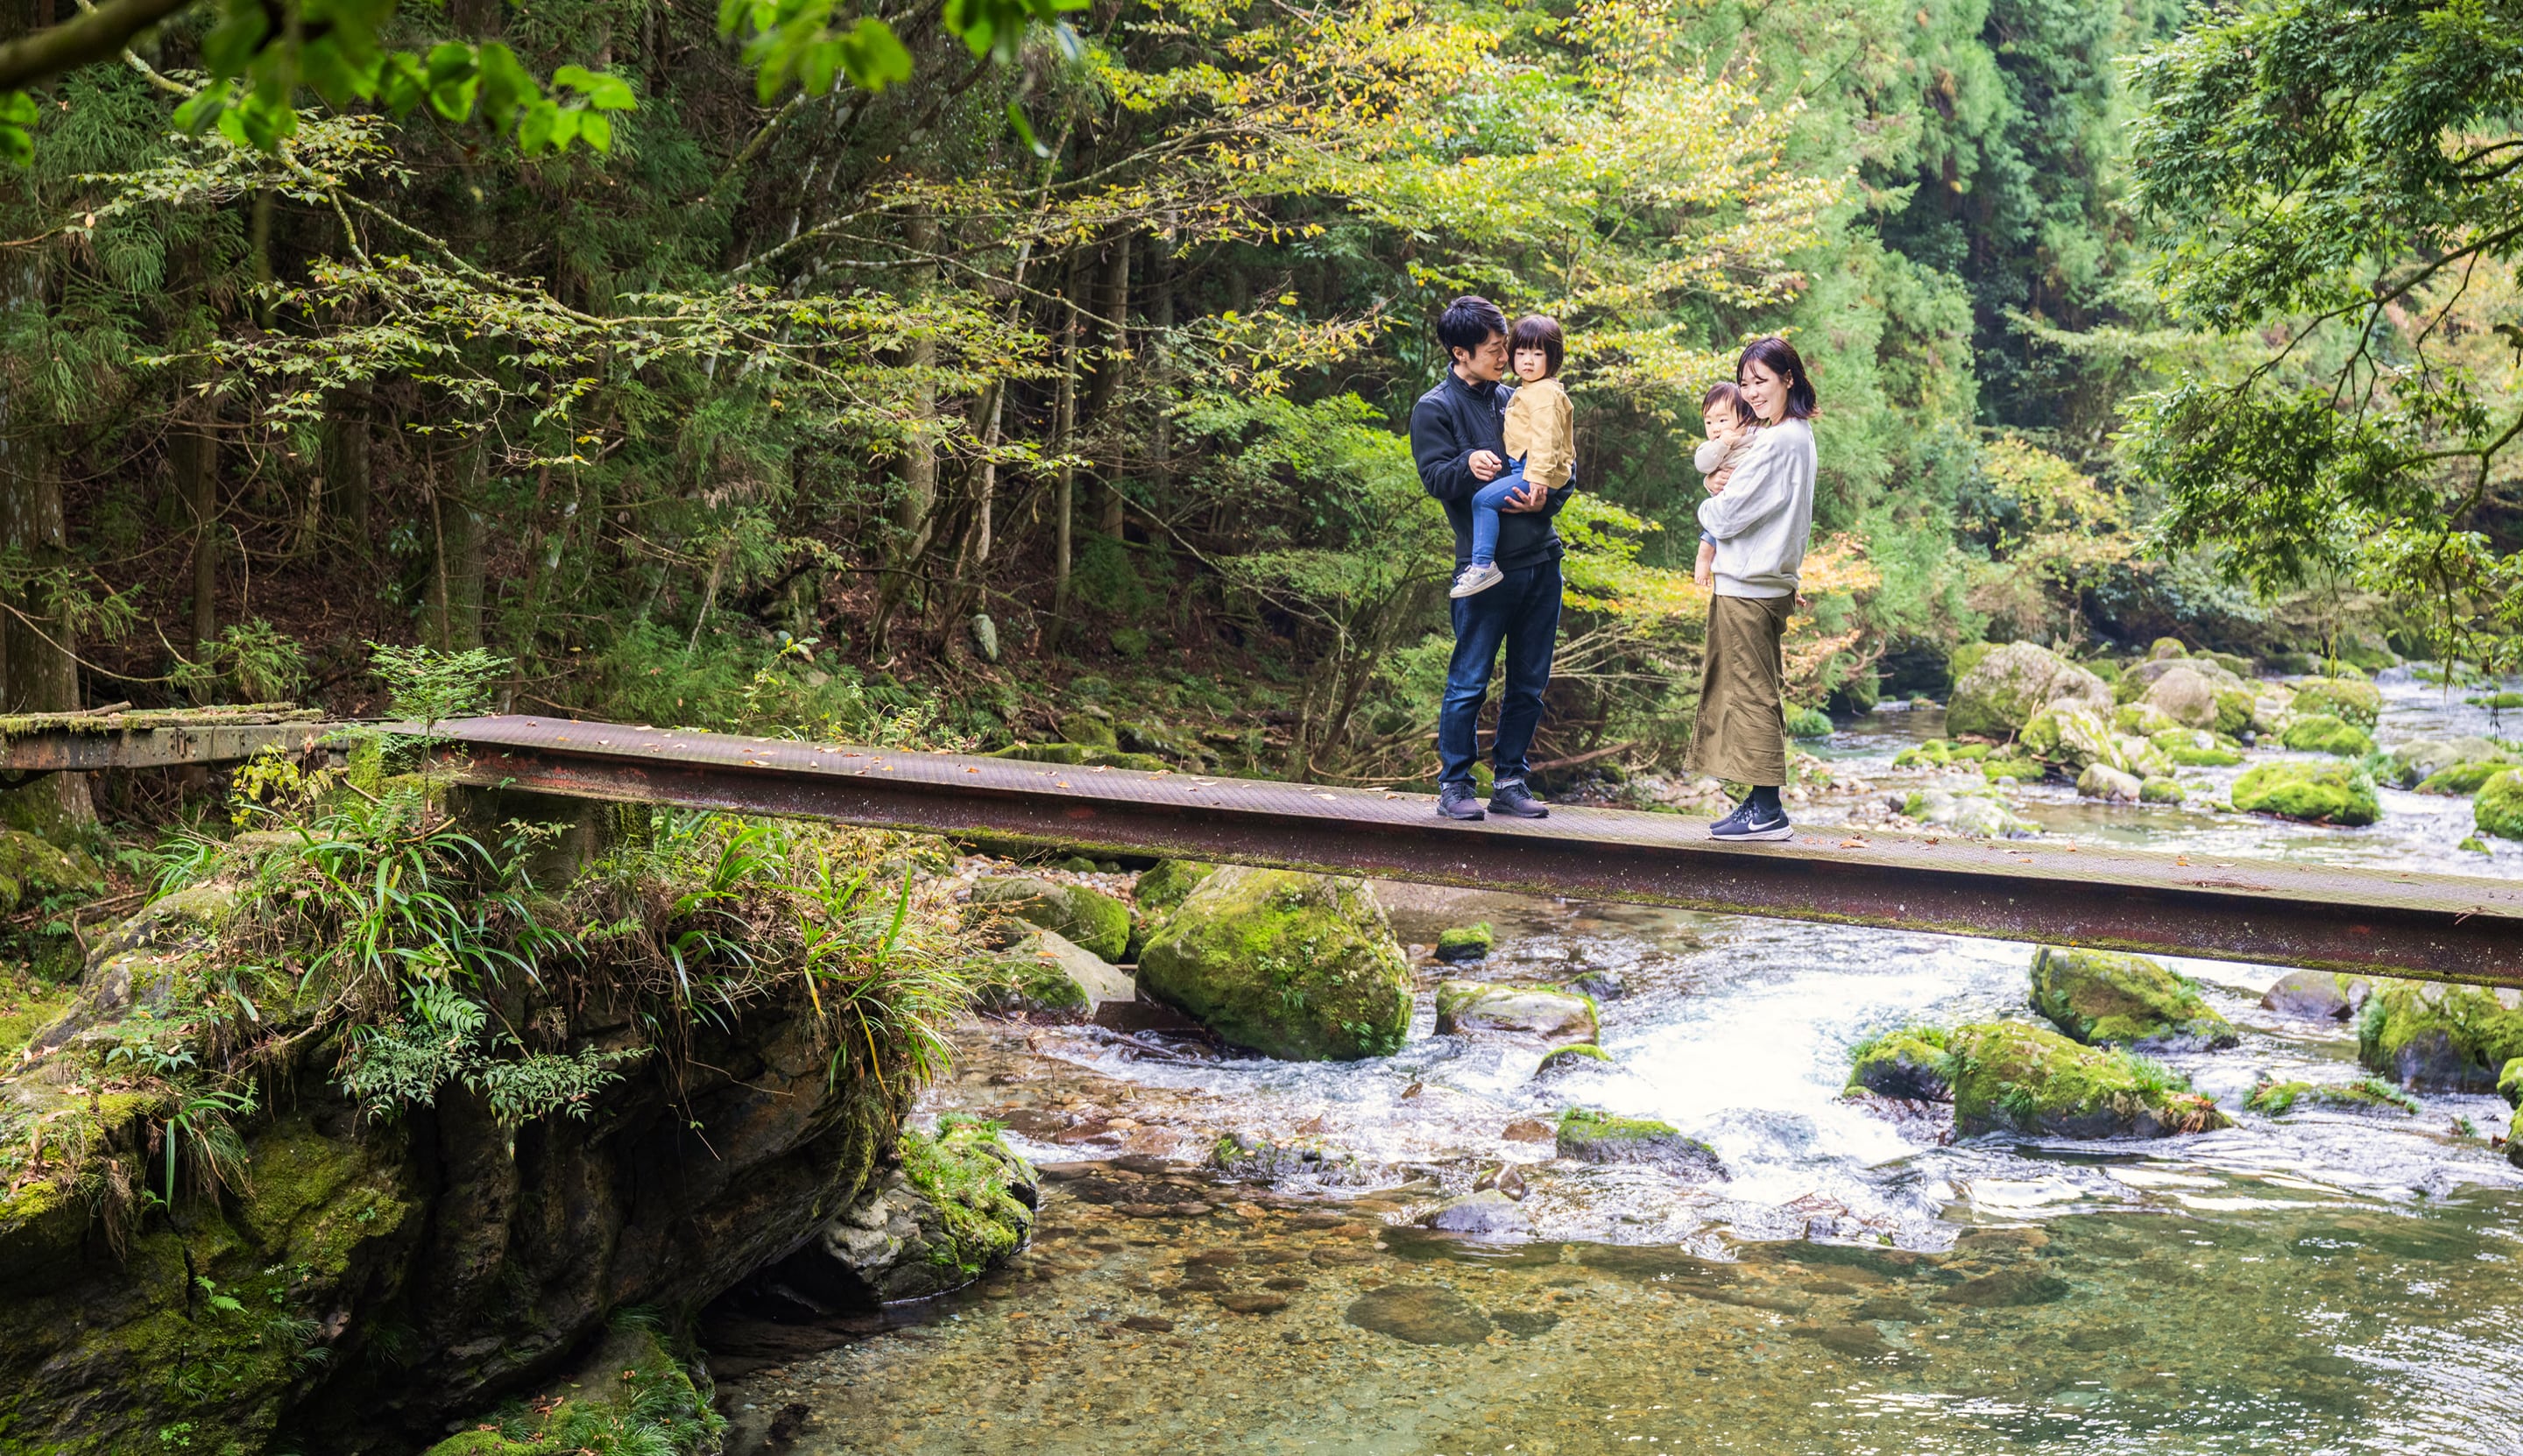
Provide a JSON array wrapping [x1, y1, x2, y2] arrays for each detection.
[[1468, 449, 1503, 481], [1500, 481, 1551, 513], [1705, 465, 1734, 494]]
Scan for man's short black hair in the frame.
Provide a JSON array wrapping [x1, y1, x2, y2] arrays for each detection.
[[1438, 295, 1509, 357]]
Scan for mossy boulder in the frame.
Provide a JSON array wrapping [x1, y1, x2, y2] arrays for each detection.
[[1785, 704, 1834, 739], [1536, 1043, 1612, 1076], [2140, 664, 2224, 730], [2501, 1057, 2523, 1108], [1554, 1107, 1723, 1177], [1947, 642, 2112, 738], [2244, 1078, 2415, 1117], [2019, 706, 2170, 778], [1434, 981, 1597, 1045], [1134, 859, 1219, 917], [2279, 713, 2375, 757], [2148, 637, 2188, 661], [2116, 703, 2185, 737], [1845, 1028, 1957, 1101], [2477, 769, 2523, 841], [2153, 728, 2241, 767], [2030, 947, 2238, 1052], [2260, 970, 2371, 1021], [975, 929, 1134, 1020], [2138, 776, 2186, 804], [2230, 761, 2380, 825], [0, 826, 101, 915], [2418, 760, 2512, 796], [2076, 763, 2142, 802], [1895, 738, 1990, 768], [2289, 675, 2382, 729], [1058, 710, 1120, 748], [2385, 737, 2507, 788], [1134, 867, 1410, 1060], [2357, 979, 2523, 1092], [1900, 788, 2035, 838], [966, 875, 1132, 961], [1434, 922, 1495, 963], [1943, 1021, 2229, 1137], [1982, 756, 2048, 782], [422, 1325, 723, 1456], [746, 1115, 1037, 1310]]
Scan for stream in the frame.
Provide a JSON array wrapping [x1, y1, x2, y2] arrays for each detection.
[[713, 670, 2523, 1455]]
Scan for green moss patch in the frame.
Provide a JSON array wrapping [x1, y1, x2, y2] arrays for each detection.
[[2417, 760, 2512, 795], [2358, 979, 2523, 1092], [1555, 1107, 1722, 1177], [1434, 922, 1495, 962], [2289, 676, 2382, 729], [1845, 1027, 1955, 1101], [901, 1115, 1037, 1283], [1946, 1021, 2228, 1138], [2477, 770, 2523, 841], [2231, 760, 2379, 825], [2245, 1077, 2417, 1116]]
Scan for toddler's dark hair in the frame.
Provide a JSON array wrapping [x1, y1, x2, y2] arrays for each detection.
[[1701, 381, 1760, 428], [1509, 315, 1565, 377]]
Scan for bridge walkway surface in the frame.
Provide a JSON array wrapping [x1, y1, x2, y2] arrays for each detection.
[[428, 715, 2523, 987]]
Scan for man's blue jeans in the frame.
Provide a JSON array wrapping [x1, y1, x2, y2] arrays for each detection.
[[1438, 555, 1562, 787]]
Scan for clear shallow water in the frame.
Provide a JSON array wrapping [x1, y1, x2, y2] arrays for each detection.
[[718, 668, 2523, 1454]]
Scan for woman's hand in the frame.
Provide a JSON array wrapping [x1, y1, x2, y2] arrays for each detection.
[[1706, 465, 1734, 494]]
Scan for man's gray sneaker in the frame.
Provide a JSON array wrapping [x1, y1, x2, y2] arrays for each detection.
[[1488, 778, 1550, 818], [1438, 781, 1487, 820], [1709, 797, 1792, 842]]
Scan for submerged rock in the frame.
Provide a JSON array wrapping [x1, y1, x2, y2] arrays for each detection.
[[2029, 946, 2238, 1052], [2260, 971, 2372, 1021], [2230, 761, 2380, 825], [2244, 1078, 2415, 1116], [1434, 922, 1495, 963], [975, 928, 1134, 1020], [1424, 1190, 1532, 1238], [1346, 1284, 1495, 1346], [2357, 979, 2523, 1092], [2076, 763, 2142, 802], [1947, 642, 2112, 739], [748, 1116, 1037, 1309], [1850, 1022, 2228, 1138], [1536, 1043, 1613, 1077], [1134, 867, 1410, 1060], [1435, 981, 1597, 1044], [1555, 1107, 1724, 1177], [967, 875, 1133, 961]]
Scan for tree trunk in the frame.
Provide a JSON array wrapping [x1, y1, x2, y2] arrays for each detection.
[[426, 436, 487, 651], [324, 388, 371, 557], [0, 197, 93, 823], [891, 215, 939, 541], [1050, 297, 1078, 626], [173, 399, 218, 663], [1087, 232, 1131, 541]]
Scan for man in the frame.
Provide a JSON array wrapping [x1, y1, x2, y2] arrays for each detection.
[[1409, 295, 1575, 822]]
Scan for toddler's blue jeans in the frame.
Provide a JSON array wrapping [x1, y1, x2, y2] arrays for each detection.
[[1467, 461, 1529, 568]]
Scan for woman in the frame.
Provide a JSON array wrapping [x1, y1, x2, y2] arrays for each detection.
[[1689, 336, 1818, 842]]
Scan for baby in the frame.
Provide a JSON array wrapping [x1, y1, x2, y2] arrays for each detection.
[[1693, 381, 1763, 589], [1452, 314, 1575, 598]]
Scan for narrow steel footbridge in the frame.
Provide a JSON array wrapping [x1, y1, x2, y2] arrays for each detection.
[[423, 717, 2523, 988]]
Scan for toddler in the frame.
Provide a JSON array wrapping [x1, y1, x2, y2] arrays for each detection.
[[1694, 381, 1763, 589], [1452, 315, 1575, 598]]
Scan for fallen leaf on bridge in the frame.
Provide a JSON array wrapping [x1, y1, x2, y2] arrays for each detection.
[[1839, 838, 1868, 849]]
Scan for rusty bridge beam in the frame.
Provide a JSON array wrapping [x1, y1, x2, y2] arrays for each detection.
[[428, 717, 2523, 987]]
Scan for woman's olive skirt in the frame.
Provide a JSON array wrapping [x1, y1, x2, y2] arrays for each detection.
[[1686, 592, 1792, 786]]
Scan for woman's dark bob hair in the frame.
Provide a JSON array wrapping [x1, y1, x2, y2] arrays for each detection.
[[1736, 336, 1817, 420], [1509, 314, 1565, 377]]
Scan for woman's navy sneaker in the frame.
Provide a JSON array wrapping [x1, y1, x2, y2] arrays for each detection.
[[1438, 781, 1487, 820], [1488, 778, 1550, 818], [1709, 798, 1792, 841]]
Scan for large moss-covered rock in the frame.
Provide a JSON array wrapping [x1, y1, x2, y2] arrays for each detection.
[[741, 1115, 1036, 1310], [1134, 867, 1410, 1060], [1434, 981, 1597, 1045], [974, 929, 1133, 1020], [1555, 1107, 1723, 1177], [2385, 737, 2507, 788], [1848, 1023, 2225, 1137], [2030, 947, 2238, 1052], [1133, 859, 1219, 919], [2279, 713, 2375, 757], [2357, 979, 2523, 1092], [2021, 707, 2170, 778], [2244, 1078, 2415, 1117], [2419, 760, 2512, 796], [0, 826, 100, 915], [2140, 664, 2223, 730], [2477, 770, 2523, 841], [2290, 675, 2382, 729], [1947, 642, 2111, 738], [967, 875, 1132, 961], [1944, 1022, 2228, 1137], [2230, 761, 2380, 825]]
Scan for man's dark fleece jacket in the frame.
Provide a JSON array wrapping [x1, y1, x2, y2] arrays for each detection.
[[1410, 371, 1573, 569]]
